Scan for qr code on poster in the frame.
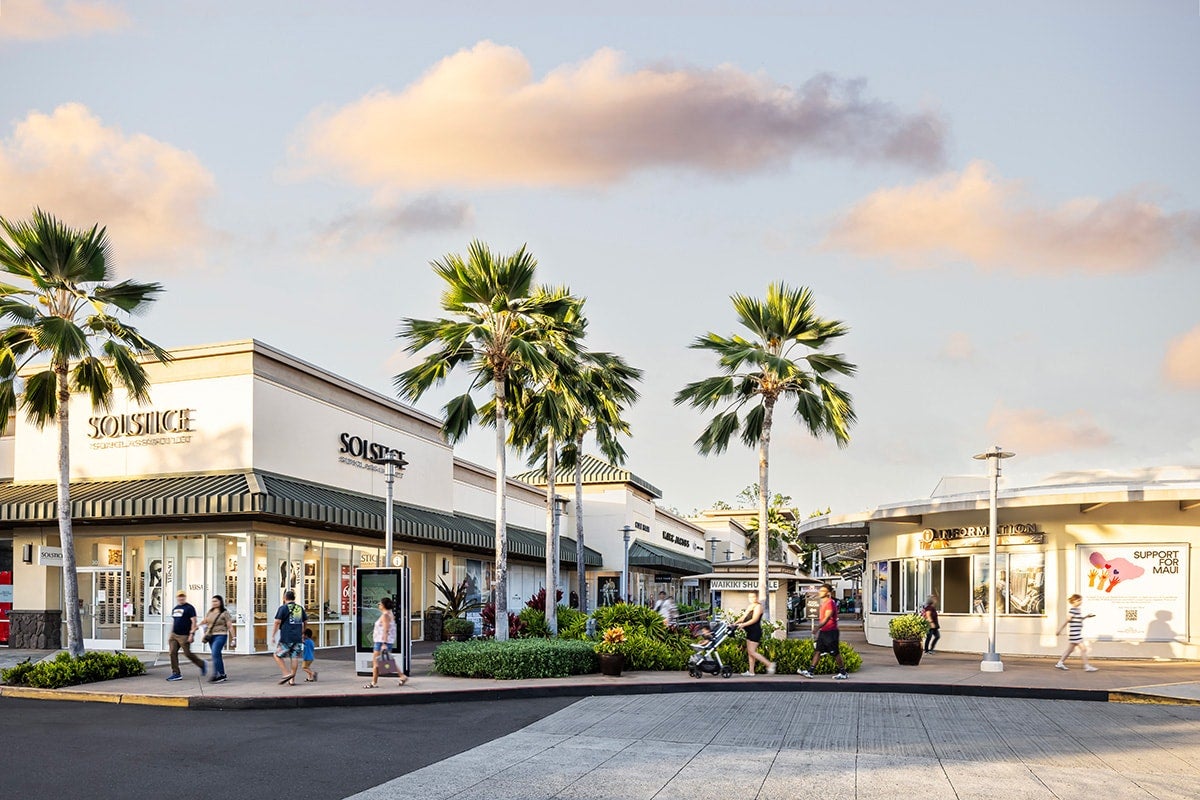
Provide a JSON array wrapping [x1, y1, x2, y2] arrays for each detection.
[[1124, 609, 1138, 622]]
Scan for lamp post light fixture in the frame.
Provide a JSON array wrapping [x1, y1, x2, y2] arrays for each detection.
[[621, 525, 634, 603], [973, 445, 1014, 673], [369, 449, 409, 566], [707, 535, 719, 562]]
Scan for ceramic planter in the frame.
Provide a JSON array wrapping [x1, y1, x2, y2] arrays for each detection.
[[892, 638, 924, 666], [598, 652, 625, 676]]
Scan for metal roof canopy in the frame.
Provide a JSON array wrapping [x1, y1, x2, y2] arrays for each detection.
[[626, 540, 711, 575], [0, 471, 604, 567]]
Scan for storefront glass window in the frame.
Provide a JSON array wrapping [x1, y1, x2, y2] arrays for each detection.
[[321, 542, 352, 647], [872, 561, 889, 612], [1005, 553, 1045, 615], [254, 534, 290, 652]]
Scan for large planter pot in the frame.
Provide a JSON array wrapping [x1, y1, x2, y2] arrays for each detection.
[[598, 653, 625, 676], [892, 638, 924, 666]]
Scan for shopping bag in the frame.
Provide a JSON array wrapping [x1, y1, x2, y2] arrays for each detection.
[[378, 648, 401, 677]]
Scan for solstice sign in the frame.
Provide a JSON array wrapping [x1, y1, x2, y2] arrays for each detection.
[[87, 408, 196, 450]]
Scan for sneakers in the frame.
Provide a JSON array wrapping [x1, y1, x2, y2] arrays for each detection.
[[740, 670, 756, 677], [1054, 662, 1069, 670], [799, 669, 815, 679], [833, 672, 849, 681], [766, 663, 776, 675], [166, 673, 183, 682], [1084, 666, 1099, 672], [212, 674, 227, 683], [200, 661, 207, 677]]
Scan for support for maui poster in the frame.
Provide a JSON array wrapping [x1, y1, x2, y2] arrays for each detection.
[[1077, 544, 1188, 642]]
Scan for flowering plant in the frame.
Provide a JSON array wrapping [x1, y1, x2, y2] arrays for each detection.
[[594, 626, 627, 655]]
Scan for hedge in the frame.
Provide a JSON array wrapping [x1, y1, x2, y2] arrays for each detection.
[[713, 638, 863, 675], [433, 639, 597, 679], [1, 651, 147, 689]]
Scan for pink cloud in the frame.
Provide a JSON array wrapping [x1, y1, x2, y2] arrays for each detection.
[[1163, 324, 1200, 389], [825, 161, 1200, 274], [0, 104, 216, 270], [0, 0, 128, 41], [985, 404, 1111, 456], [288, 41, 946, 191], [940, 332, 974, 362]]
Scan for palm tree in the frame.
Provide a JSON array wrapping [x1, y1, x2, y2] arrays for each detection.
[[675, 282, 856, 619], [394, 241, 575, 641], [0, 209, 171, 657], [560, 351, 641, 613]]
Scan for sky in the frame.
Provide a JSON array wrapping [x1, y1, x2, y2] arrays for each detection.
[[2, 1, 1198, 517]]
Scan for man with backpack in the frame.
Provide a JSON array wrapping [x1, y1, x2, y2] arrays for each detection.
[[800, 584, 849, 680], [272, 589, 307, 685]]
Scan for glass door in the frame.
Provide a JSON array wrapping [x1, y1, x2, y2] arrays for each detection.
[[80, 568, 124, 650]]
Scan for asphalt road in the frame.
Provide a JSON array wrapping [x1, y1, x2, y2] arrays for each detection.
[[0, 695, 577, 800]]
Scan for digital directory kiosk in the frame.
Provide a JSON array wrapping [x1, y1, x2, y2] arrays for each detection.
[[355, 567, 411, 676]]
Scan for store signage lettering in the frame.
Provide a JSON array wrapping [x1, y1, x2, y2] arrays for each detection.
[[634, 521, 650, 532], [711, 579, 780, 591], [337, 433, 404, 474], [36, 546, 64, 567], [87, 408, 195, 449], [920, 523, 1044, 550], [1134, 550, 1181, 574], [662, 531, 691, 547]]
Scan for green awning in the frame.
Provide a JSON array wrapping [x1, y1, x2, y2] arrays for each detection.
[[627, 540, 711, 575], [0, 471, 603, 567]]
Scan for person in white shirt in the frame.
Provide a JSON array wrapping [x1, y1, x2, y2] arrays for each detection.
[[653, 591, 678, 626]]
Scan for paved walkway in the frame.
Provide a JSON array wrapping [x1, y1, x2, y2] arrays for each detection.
[[3, 629, 1198, 708], [346, 691, 1200, 799]]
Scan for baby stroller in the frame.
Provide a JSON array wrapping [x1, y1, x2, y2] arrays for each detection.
[[687, 619, 734, 678]]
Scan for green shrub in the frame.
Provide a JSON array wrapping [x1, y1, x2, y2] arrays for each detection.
[[433, 639, 597, 679], [1, 651, 146, 689], [518, 607, 550, 638], [709, 638, 863, 676], [556, 606, 587, 636], [888, 614, 930, 641], [442, 617, 476, 637], [620, 632, 690, 671], [591, 604, 674, 644]]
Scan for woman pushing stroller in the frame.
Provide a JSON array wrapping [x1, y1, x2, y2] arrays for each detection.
[[733, 592, 776, 676]]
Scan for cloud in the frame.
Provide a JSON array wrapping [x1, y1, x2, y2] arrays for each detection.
[[940, 332, 974, 362], [313, 195, 473, 253], [985, 404, 1111, 456], [826, 161, 1200, 273], [0, 0, 129, 41], [0, 103, 217, 270], [1163, 324, 1200, 389], [289, 41, 946, 190]]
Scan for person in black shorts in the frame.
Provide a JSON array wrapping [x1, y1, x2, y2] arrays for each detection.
[[800, 584, 848, 680], [733, 592, 776, 676]]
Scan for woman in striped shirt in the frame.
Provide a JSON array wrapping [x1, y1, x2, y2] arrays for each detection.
[[1055, 593, 1098, 672]]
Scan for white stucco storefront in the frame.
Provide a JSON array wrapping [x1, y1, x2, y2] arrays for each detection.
[[0, 340, 601, 651], [800, 469, 1200, 660]]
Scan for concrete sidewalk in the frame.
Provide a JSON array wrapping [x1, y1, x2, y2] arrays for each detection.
[[3, 629, 1198, 709]]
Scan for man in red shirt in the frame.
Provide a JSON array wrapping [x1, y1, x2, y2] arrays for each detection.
[[800, 584, 848, 680]]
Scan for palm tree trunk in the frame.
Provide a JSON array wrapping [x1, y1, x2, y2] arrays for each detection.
[[56, 360, 84, 656], [544, 429, 558, 637], [574, 433, 586, 614], [493, 374, 509, 641], [758, 398, 775, 621]]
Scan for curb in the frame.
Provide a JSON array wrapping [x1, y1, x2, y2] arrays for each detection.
[[6, 679, 1191, 711], [0, 685, 188, 707]]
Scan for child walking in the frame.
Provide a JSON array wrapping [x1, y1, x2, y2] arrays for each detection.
[[1055, 594, 1098, 672], [301, 628, 318, 682]]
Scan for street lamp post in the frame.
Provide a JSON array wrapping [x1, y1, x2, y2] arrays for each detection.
[[621, 525, 634, 603], [973, 445, 1014, 673], [370, 450, 409, 565], [707, 535, 719, 562]]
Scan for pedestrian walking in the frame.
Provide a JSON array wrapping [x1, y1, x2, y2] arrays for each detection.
[[653, 591, 678, 626], [921, 595, 941, 654], [301, 628, 318, 682], [733, 592, 776, 676], [1056, 593, 1098, 672], [201, 594, 234, 683], [800, 584, 849, 680], [364, 597, 406, 688], [272, 589, 307, 685], [166, 591, 206, 681]]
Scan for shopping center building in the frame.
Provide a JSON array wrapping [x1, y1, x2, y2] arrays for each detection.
[[799, 468, 1200, 659], [0, 340, 604, 652]]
